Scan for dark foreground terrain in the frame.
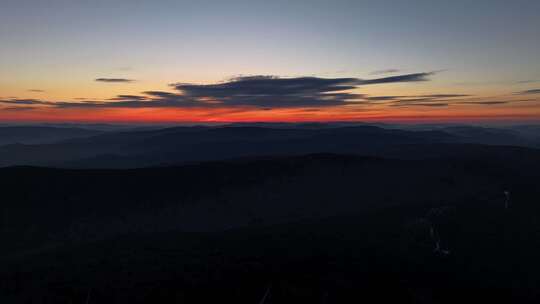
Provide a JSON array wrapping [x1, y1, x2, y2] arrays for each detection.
[[1, 145, 540, 303]]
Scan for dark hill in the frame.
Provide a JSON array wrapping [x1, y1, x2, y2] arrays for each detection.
[[2, 124, 539, 169], [0, 126, 103, 146], [1, 152, 540, 303], [0, 125, 458, 168]]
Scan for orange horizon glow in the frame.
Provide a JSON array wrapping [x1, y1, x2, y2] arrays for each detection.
[[2, 76, 540, 124], [1, 104, 539, 124]]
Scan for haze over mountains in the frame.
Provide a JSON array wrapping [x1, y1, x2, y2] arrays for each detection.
[[0, 123, 539, 168], [0, 126, 104, 145]]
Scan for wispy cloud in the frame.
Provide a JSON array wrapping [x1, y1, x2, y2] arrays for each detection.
[[0, 98, 55, 105], [370, 69, 400, 75], [374, 94, 518, 108], [361, 94, 474, 108], [27, 89, 45, 93], [95, 78, 135, 83], [1, 106, 37, 111], [421, 94, 470, 98], [515, 89, 540, 95], [364, 96, 407, 101], [109, 95, 148, 101], [391, 102, 449, 107], [516, 80, 540, 84], [456, 101, 509, 105], [356, 72, 434, 85]]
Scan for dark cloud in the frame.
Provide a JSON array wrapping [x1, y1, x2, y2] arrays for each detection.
[[364, 96, 406, 101], [389, 97, 451, 107], [382, 93, 474, 108], [0, 98, 39, 105], [370, 69, 400, 75], [0, 98, 55, 105], [356, 72, 434, 85], [173, 76, 360, 97], [95, 78, 135, 83], [54, 94, 199, 109], [386, 95, 519, 107], [420, 94, 470, 98], [1, 106, 36, 111], [166, 73, 434, 108], [363, 94, 470, 102], [171, 76, 365, 107], [109, 95, 148, 101], [28, 89, 45, 93], [143, 91, 182, 98], [397, 98, 441, 103], [391, 102, 449, 107], [457, 101, 509, 105], [2, 73, 440, 109], [515, 89, 540, 95]]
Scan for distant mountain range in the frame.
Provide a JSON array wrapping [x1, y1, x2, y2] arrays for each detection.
[[0, 126, 104, 145], [0, 124, 538, 168]]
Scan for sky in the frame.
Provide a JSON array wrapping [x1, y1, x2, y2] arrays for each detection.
[[1, 0, 540, 123]]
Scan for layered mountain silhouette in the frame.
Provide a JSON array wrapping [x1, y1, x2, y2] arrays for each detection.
[[0, 126, 103, 145], [1, 124, 540, 303], [0, 124, 538, 168]]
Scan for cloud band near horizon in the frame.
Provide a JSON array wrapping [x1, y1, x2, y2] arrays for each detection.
[[2, 73, 437, 109], [1, 72, 534, 112]]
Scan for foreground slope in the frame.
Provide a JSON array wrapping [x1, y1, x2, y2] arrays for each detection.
[[1, 150, 540, 303]]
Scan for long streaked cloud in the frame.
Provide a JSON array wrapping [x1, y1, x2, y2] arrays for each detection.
[[516, 80, 540, 84], [1, 106, 37, 111], [391, 102, 449, 107], [364, 96, 407, 101], [0, 94, 523, 110], [95, 78, 135, 83], [109, 95, 147, 101], [456, 101, 509, 105], [363, 94, 474, 107], [370, 69, 400, 75], [515, 89, 540, 95], [421, 94, 470, 98], [356, 72, 434, 85], [377, 94, 520, 108], [0, 98, 56, 105], [364, 94, 470, 102]]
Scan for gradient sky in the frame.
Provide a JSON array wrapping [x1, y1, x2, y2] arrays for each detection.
[[1, 0, 540, 123]]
